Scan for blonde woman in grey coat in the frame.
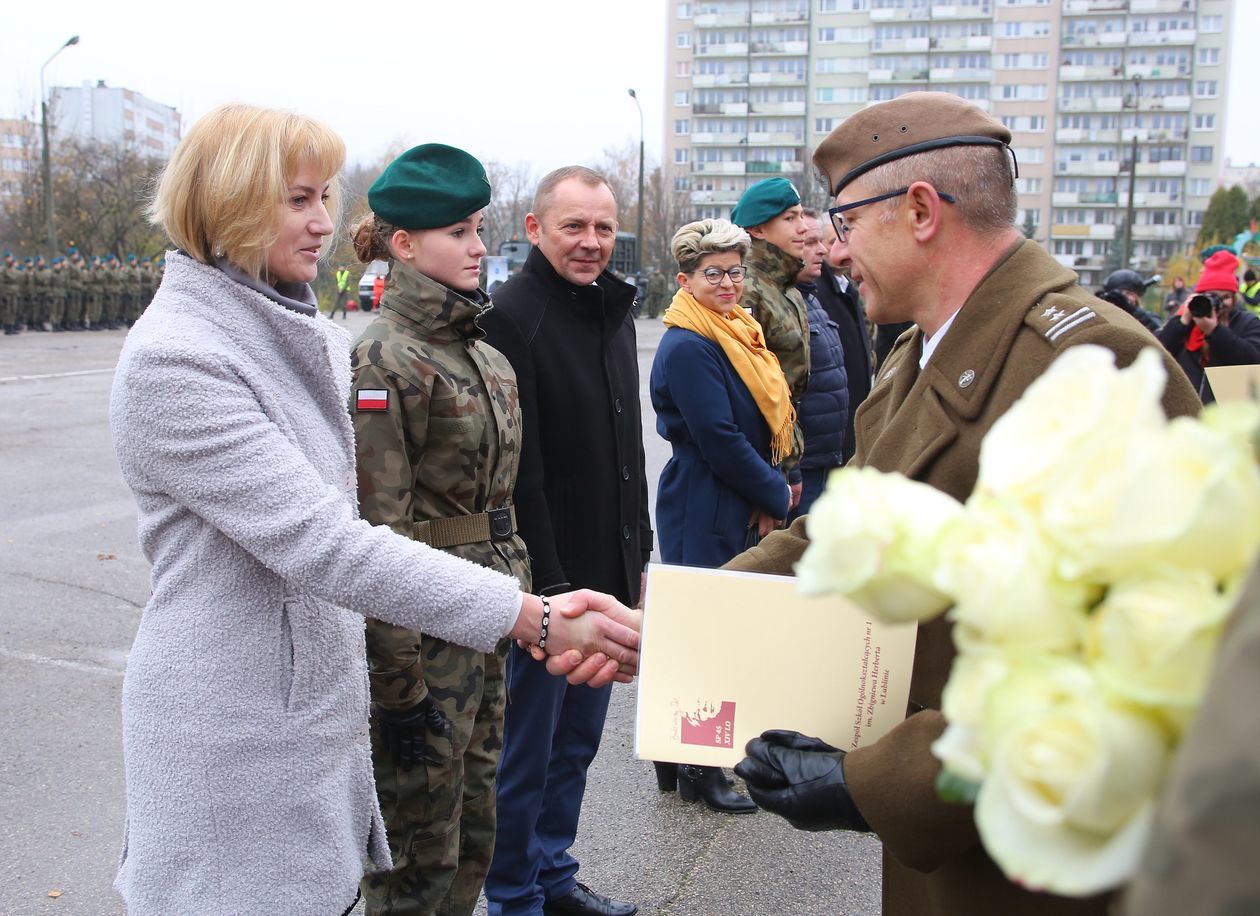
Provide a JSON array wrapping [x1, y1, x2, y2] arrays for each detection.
[[108, 104, 640, 916]]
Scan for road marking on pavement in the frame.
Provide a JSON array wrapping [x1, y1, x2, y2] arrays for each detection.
[[0, 367, 116, 384], [0, 646, 124, 678]]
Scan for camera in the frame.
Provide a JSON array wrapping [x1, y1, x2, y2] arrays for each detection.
[[1188, 292, 1222, 319]]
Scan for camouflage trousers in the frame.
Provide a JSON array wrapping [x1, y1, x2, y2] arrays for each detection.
[[364, 638, 508, 916]]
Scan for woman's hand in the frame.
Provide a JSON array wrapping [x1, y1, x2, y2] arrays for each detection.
[[749, 507, 781, 538], [512, 590, 642, 687]]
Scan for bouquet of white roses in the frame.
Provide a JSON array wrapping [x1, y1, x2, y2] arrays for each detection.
[[797, 345, 1260, 896]]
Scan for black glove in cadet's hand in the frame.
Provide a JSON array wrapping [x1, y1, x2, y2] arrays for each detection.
[[373, 696, 452, 769], [733, 729, 871, 832]]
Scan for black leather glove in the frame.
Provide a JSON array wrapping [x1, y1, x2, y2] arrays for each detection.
[[734, 729, 870, 833], [373, 696, 452, 769]]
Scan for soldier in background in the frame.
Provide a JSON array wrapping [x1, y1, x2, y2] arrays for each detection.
[[64, 249, 86, 331], [84, 256, 104, 330], [102, 254, 123, 330], [644, 267, 668, 319], [349, 144, 532, 916], [1, 252, 19, 335], [17, 258, 35, 332], [730, 176, 810, 514], [48, 256, 68, 332]]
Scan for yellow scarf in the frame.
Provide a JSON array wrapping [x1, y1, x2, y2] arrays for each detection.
[[662, 287, 796, 464]]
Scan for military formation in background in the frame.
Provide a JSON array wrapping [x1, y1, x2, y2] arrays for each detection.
[[0, 249, 162, 336]]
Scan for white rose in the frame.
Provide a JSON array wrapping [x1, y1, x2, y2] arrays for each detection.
[[798, 466, 963, 624], [932, 649, 1013, 784], [935, 496, 1092, 653], [1087, 567, 1233, 732], [975, 345, 1168, 513], [1045, 411, 1260, 582], [976, 657, 1169, 896]]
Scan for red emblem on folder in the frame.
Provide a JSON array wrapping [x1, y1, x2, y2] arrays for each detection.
[[680, 700, 736, 749]]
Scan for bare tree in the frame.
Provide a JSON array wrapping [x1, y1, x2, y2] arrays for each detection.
[[483, 159, 535, 255]]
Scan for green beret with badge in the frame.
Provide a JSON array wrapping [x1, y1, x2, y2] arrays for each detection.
[[813, 91, 1013, 196], [730, 177, 802, 230], [368, 143, 491, 230]]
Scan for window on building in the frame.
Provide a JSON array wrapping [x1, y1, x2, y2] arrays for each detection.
[[1198, 47, 1221, 66], [1190, 146, 1213, 163], [676, 61, 692, 77], [1199, 15, 1223, 32], [1013, 146, 1044, 164], [677, 32, 692, 48], [818, 27, 837, 42], [677, 2, 692, 17], [675, 148, 689, 164], [1194, 80, 1218, 98], [1016, 177, 1043, 194], [675, 119, 690, 135], [815, 117, 837, 133], [1189, 178, 1211, 196], [675, 91, 690, 107], [1193, 113, 1215, 131], [1187, 210, 1204, 227], [674, 176, 690, 191]]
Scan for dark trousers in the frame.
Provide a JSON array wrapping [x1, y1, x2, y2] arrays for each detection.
[[485, 644, 613, 915], [787, 465, 836, 525]]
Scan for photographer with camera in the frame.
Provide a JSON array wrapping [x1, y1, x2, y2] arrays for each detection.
[[1156, 249, 1260, 402]]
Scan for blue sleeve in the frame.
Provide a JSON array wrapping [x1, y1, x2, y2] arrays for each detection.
[[661, 336, 790, 518]]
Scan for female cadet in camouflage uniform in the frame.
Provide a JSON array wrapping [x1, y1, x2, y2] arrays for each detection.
[[349, 144, 531, 916]]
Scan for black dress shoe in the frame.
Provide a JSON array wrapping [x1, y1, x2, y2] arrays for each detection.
[[543, 882, 637, 916], [678, 764, 757, 814]]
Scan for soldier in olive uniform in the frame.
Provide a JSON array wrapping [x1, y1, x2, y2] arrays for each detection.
[[49, 256, 69, 331], [1, 252, 18, 335], [65, 249, 87, 330], [83, 256, 103, 329], [349, 144, 530, 916], [103, 254, 124, 329], [731, 178, 812, 512]]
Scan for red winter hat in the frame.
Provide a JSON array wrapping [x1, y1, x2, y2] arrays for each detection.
[[1195, 250, 1240, 293]]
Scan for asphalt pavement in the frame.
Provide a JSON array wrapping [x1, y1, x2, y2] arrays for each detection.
[[0, 309, 881, 915]]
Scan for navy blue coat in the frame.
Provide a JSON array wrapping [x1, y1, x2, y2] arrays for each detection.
[[651, 327, 790, 568], [796, 284, 849, 471]]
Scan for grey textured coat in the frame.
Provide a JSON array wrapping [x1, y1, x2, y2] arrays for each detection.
[[109, 252, 522, 915]]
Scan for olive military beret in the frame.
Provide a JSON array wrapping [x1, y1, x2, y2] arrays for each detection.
[[730, 177, 802, 229], [813, 92, 1012, 196], [368, 143, 491, 230]]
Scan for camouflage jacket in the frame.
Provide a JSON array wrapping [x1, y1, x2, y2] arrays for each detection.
[[350, 262, 530, 710], [742, 237, 809, 476]]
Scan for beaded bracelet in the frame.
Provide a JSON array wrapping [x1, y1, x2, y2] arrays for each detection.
[[537, 596, 551, 651]]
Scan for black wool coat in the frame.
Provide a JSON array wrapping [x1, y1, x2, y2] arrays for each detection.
[[480, 248, 652, 605]]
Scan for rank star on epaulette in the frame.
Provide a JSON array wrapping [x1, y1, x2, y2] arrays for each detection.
[[1042, 306, 1066, 322], [355, 388, 389, 411]]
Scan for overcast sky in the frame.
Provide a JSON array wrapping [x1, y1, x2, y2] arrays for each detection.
[[5, 1, 1259, 178]]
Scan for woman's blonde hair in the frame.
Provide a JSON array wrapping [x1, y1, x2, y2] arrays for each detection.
[[150, 104, 346, 280], [671, 218, 751, 274]]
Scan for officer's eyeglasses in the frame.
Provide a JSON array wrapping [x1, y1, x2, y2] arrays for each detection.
[[696, 266, 747, 285], [828, 187, 957, 243]]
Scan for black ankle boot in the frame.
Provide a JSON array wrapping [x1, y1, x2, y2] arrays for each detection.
[[653, 761, 678, 792], [677, 765, 757, 814]]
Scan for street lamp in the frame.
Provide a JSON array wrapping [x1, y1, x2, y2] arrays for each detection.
[[40, 34, 80, 254], [628, 88, 645, 278]]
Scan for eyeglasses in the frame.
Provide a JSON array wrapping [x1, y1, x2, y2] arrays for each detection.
[[696, 266, 747, 285], [828, 186, 957, 243]]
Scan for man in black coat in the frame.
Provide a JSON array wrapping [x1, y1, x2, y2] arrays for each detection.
[[814, 220, 874, 464], [480, 167, 651, 916]]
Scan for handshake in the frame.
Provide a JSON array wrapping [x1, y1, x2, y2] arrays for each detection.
[[510, 589, 644, 689]]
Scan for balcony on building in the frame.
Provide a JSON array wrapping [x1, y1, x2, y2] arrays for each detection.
[[747, 130, 805, 146], [1052, 191, 1120, 205], [929, 3, 995, 19], [692, 132, 748, 145], [869, 6, 930, 22], [928, 35, 992, 52], [1061, 31, 1129, 48], [1055, 159, 1122, 177], [1135, 160, 1188, 177], [750, 40, 809, 55], [1056, 127, 1121, 145], [749, 71, 807, 85], [1129, 0, 1200, 13], [1062, 0, 1129, 14], [694, 73, 750, 88], [1058, 96, 1125, 113], [871, 37, 930, 54], [1051, 223, 1117, 240], [1125, 62, 1191, 80], [751, 9, 808, 25], [749, 99, 806, 115], [694, 11, 754, 28], [869, 68, 930, 82], [691, 188, 745, 206], [692, 161, 751, 176], [1060, 64, 1127, 82], [1132, 224, 1184, 241], [1128, 29, 1197, 46], [696, 41, 750, 56], [1121, 126, 1189, 143], [930, 67, 993, 82]]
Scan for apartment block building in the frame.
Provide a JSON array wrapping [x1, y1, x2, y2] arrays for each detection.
[[663, 0, 1234, 284], [0, 117, 38, 203], [50, 81, 181, 159]]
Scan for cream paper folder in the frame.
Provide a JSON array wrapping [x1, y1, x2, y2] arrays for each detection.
[[635, 563, 918, 768]]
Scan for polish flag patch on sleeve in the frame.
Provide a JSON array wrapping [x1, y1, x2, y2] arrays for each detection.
[[355, 388, 390, 412]]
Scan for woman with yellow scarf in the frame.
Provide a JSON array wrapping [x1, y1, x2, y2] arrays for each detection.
[[648, 218, 793, 814]]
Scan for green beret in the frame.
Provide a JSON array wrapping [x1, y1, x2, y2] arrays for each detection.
[[730, 177, 802, 229], [813, 91, 1012, 196], [368, 143, 491, 230]]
